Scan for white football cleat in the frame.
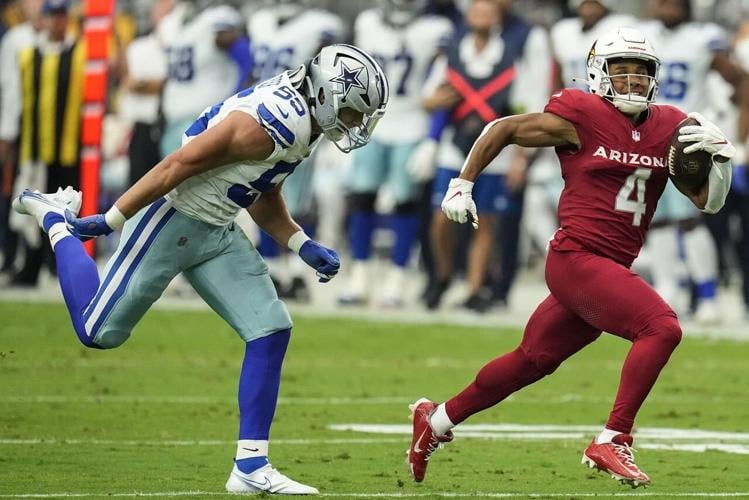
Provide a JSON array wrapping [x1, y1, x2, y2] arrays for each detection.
[[225, 464, 319, 495], [13, 187, 82, 228]]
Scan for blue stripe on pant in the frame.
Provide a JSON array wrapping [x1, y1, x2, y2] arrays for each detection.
[[83, 200, 176, 347]]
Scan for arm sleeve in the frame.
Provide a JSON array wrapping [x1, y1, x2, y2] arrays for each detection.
[[228, 36, 253, 93]]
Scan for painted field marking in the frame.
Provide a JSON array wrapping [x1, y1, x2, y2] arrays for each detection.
[[2, 492, 749, 498], [0, 438, 402, 446], [327, 423, 749, 455]]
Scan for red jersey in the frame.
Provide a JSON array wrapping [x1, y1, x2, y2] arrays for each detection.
[[544, 89, 686, 267]]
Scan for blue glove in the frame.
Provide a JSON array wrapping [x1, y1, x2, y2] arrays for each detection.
[[298, 240, 340, 283], [64, 209, 114, 241]]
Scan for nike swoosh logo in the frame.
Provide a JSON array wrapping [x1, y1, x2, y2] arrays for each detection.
[[246, 476, 271, 490], [242, 447, 260, 452], [413, 428, 428, 454], [276, 105, 290, 119], [445, 192, 462, 203]]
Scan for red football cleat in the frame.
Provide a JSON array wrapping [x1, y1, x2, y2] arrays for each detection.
[[582, 434, 651, 488], [406, 398, 454, 482]]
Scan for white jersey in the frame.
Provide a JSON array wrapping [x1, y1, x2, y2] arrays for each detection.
[[639, 20, 728, 112], [248, 8, 344, 82], [551, 14, 637, 90], [354, 9, 453, 144], [168, 71, 320, 225], [159, 3, 243, 122]]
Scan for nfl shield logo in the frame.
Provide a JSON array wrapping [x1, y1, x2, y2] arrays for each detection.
[[632, 130, 641, 142]]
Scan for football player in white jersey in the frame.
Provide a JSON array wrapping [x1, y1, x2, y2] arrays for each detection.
[[12, 44, 388, 495], [639, 0, 749, 322], [525, 0, 636, 259], [247, 0, 344, 301], [340, 0, 453, 307], [158, 0, 252, 157]]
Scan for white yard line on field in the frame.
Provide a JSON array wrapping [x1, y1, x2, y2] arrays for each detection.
[[0, 438, 401, 446], [0, 393, 740, 405], [2, 492, 749, 498]]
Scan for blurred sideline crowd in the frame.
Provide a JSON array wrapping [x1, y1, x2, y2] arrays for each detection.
[[0, 0, 748, 324]]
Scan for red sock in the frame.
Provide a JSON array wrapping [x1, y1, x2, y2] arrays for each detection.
[[445, 348, 545, 425], [606, 316, 681, 433]]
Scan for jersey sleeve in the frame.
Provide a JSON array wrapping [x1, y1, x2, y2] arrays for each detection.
[[237, 85, 309, 163], [544, 89, 586, 125], [703, 22, 729, 53]]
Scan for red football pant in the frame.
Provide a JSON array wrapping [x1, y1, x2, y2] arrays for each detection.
[[445, 246, 682, 434]]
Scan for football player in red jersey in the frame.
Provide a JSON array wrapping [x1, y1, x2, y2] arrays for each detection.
[[407, 27, 735, 488]]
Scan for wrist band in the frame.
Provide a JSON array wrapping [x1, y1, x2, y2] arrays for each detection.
[[104, 205, 127, 230], [287, 230, 310, 254]]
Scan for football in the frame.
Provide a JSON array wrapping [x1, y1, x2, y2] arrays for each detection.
[[667, 117, 712, 192]]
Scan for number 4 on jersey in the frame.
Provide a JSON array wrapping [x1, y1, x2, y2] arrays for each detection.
[[615, 168, 651, 227]]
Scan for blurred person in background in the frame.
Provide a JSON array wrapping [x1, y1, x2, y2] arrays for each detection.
[[4, 0, 82, 287], [419, 0, 550, 312], [120, 0, 172, 188], [524, 0, 636, 258], [247, 0, 344, 302], [703, 20, 749, 320], [0, 0, 42, 282], [639, 0, 749, 323], [158, 0, 251, 158], [337, 0, 453, 308]]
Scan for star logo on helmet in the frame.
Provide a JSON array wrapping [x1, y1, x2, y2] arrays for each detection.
[[330, 61, 366, 98]]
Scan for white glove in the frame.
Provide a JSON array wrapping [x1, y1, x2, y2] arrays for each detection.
[[407, 139, 439, 182], [678, 111, 736, 159], [441, 178, 478, 228], [703, 158, 732, 214]]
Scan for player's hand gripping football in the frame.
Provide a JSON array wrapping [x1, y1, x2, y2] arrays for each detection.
[[678, 111, 736, 160], [64, 210, 115, 241], [678, 112, 735, 214], [298, 240, 340, 283], [441, 178, 479, 229]]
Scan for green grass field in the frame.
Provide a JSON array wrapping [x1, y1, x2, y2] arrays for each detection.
[[1, 300, 749, 499]]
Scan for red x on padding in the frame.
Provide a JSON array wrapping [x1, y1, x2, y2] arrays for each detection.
[[447, 66, 517, 122]]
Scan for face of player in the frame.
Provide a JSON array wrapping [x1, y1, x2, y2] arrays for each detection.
[[466, 0, 501, 34], [338, 108, 365, 130], [652, 0, 688, 29], [44, 11, 69, 42], [608, 60, 650, 98], [576, 1, 607, 29]]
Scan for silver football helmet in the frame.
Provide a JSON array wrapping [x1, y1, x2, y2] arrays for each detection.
[[306, 44, 389, 153], [586, 27, 660, 114]]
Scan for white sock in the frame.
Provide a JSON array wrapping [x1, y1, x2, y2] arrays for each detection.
[[596, 427, 622, 444], [429, 403, 455, 437], [235, 439, 269, 460], [48, 222, 73, 249]]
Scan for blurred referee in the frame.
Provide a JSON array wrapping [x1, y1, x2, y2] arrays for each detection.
[[6, 0, 83, 286]]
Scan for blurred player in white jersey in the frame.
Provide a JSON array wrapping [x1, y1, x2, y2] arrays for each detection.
[[639, 0, 749, 322], [526, 0, 635, 259], [159, 0, 251, 157], [247, 0, 344, 301], [13, 45, 388, 494], [340, 0, 453, 307]]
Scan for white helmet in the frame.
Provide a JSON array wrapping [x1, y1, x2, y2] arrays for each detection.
[[306, 44, 389, 153], [586, 27, 660, 114]]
